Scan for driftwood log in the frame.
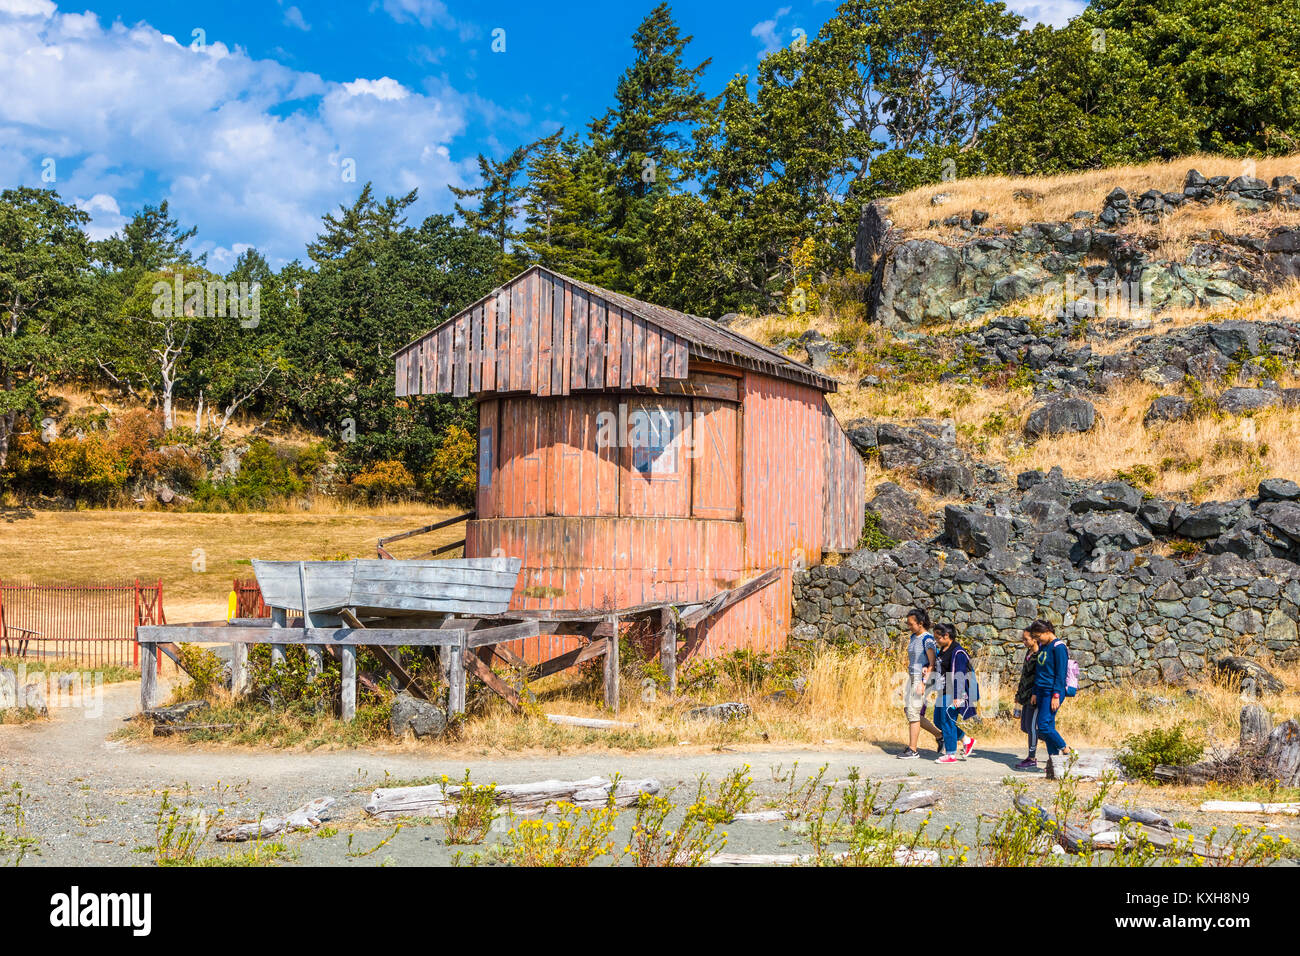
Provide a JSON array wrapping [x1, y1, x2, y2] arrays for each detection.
[[1153, 706, 1300, 787], [1101, 804, 1173, 831], [875, 790, 940, 814], [1199, 800, 1300, 815], [364, 776, 660, 819], [216, 797, 335, 842], [1013, 794, 1090, 853]]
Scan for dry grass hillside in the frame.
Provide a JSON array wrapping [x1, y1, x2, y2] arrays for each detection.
[[737, 155, 1300, 506], [891, 153, 1300, 258]]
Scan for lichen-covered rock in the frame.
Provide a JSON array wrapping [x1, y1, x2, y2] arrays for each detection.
[[390, 694, 448, 739], [1024, 397, 1096, 440]]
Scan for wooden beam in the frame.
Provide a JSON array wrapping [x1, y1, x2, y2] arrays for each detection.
[[528, 640, 607, 681], [465, 620, 541, 648], [468, 647, 521, 711], [679, 568, 781, 629], [137, 625, 469, 647]]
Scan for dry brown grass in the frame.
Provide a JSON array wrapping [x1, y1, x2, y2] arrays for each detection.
[[889, 153, 1300, 255], [129, 641, 1300, 756], [0, 507, 462, 622], [823, 375, 1300, 502]]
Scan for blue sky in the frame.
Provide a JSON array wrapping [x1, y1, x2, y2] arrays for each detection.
[[0, 0, 1085, 270]]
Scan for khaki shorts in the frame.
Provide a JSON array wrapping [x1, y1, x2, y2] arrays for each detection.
[[904, 678, 927, 722]]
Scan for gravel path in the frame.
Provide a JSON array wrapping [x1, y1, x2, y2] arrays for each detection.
[[1, 681, 1291, 866]]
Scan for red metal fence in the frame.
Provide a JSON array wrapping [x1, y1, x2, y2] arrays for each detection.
[[0, 580, 165, 669]]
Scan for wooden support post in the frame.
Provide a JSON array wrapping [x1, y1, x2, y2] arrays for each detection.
[[604, 615, 619, 714], [340, 646, 357, 722], [447, 631, 467, 717], [230, 643, 249, 697], [659, 606, 676, 697], [300, 563, 322, 684], [270, 607, 286, 667], [140, 642, 159, 711]]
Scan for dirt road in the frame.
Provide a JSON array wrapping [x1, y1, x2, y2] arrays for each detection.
[[1, 681, 1285, 866]]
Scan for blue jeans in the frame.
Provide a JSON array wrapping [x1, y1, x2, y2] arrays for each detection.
[[934, 697, 965, 755], [1036, 696, 1067, 754]]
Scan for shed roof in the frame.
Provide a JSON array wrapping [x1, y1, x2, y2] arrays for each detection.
[[395, 265, 837, 398]]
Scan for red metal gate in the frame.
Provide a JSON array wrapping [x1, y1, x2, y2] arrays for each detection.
[[232, 578, 270, 618], [0, 580, 165, 668]]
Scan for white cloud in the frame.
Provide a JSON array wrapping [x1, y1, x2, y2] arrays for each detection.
[[282, 5, 310, 31], [1002, 0, 1086, 28], [342, 76, 410, 100], [0, 0, 54, 17], [0, 3, 486, 266], [751, 7, 792, 55], [378, 0, 455, 30]]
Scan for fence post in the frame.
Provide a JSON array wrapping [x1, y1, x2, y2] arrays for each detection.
[[133, 579, 140, 666]]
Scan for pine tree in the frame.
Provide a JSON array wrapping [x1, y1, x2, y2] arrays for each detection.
[[591, 3, 718, 282]]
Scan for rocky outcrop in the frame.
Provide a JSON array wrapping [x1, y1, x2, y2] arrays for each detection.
[[865, 167, 1300, 329]]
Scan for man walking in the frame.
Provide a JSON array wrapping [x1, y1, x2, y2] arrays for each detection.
[[898, 608, 943, 759]]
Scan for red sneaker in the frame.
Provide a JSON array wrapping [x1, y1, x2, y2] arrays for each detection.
[[963, 736, 976, 757], [936, 754, 960, 764]]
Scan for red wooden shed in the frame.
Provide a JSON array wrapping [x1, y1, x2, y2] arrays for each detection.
[[394, 265, 865, 664]]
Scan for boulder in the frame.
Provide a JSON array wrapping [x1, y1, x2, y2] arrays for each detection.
[[916, 459, 974, 498], [1068, 511, 1154, 553], [944, 505, 1011, 557], [390, 693, 448, 739], [1143, 395, 1190, 426], [1209, 657, 1286, 696], [1024, 398, 1096, 440], [687, 702, 752, 722], [1069, 481, 1143, 514], [1259, 478, 1300, 502], [867, 482, 932, 543], [845, 419, 879, 454], [1218, 387, 1278, 415], [1138, 498, 1176, 535], [1171, 501, 1247, 539]]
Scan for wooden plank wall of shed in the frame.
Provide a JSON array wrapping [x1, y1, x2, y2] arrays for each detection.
[[397, 270, 690, 399], [686, 373, 831, 659], [466, 517, 745, 662]]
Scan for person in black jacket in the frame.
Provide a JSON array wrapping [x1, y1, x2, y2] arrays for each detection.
[[1014, 628, 1039, 771]]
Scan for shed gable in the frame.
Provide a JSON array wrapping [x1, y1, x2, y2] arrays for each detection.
[[396, 267, 689, 399]]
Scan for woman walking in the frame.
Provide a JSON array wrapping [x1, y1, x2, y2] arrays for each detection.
[[932, 623, 978, 764], [1014, 628, 1040, 771]]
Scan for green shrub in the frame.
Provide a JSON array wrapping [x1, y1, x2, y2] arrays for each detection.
[[176, 644, 227, 699], [857, 510, 899, 551], [1116, 723, 1205, 782], [424, 425, 477, 507]]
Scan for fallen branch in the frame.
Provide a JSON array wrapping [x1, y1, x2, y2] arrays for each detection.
[[364, 776, 660, 819], [1199, 800, 1300, 815], [216, 797, 335, 842], [544, 713, 638, 730]]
